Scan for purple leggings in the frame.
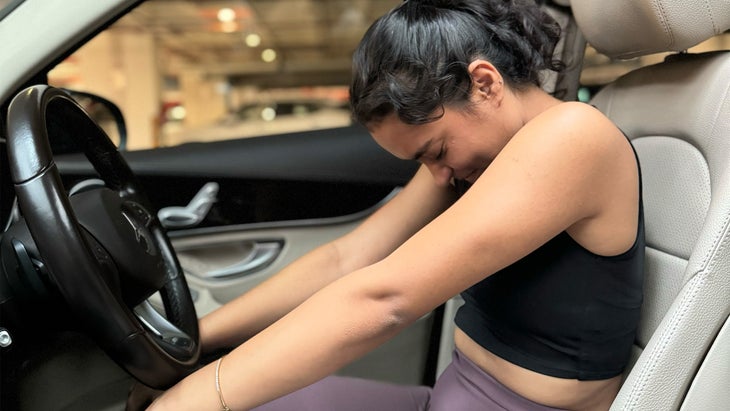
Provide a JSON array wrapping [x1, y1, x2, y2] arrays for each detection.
[[252, 349, 565, 410]]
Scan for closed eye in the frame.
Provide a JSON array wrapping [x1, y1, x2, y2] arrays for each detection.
[[435, 146, 445, 160]]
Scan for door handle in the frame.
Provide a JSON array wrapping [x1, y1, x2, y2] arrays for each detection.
[[201, 241, 282, 279], [158, 182, 219, 229]]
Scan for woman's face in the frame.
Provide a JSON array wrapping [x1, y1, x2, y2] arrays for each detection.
[[370, 105, 512, 187]]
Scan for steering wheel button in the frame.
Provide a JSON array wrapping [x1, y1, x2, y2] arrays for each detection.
[[125, 202, 152, 226]]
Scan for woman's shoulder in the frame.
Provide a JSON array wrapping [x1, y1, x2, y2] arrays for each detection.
[[536, 101, 619, 135], [516, 101, 625, 153], [498, 100, 631, 191], [534, 100, 605, 122]]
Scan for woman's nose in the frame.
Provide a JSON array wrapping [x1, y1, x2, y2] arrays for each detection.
[[424, 162, 452, 187]]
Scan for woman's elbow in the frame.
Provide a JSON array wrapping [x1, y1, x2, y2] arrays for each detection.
[[354, 287, 420, 339]]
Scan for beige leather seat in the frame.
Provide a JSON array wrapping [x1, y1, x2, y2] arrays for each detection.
[[572, 1, 730, 409]]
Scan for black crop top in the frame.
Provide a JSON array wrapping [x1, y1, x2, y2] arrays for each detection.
[[453, 155, 644, 381]]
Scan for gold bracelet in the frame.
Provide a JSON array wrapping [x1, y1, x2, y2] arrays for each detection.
[[215, 356, 232, 411]]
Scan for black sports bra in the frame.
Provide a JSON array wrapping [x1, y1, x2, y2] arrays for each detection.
[[453, 143, 644, 381]]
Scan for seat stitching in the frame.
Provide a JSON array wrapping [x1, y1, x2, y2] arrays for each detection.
[[697, 74, 730, 272], [626, 202, 730, 407], [702, 0, 719, 34], [650, 0, 674, 49], [626, 116, 730, 404], [625, 273, 705, 407], [704, 64, 730, 160]]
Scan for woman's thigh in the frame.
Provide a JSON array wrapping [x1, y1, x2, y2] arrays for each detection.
[[252, 375, 431, 411], [253, 350, 563, 411]]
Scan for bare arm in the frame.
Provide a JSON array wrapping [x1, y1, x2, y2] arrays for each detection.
[[151, 103, 637, 411], [199, 165, 456, 351]]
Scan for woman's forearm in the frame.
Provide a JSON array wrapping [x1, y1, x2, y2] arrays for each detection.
[[199, 241, 346, 352], [198, 170, 452, 353], [151, 265, 411, 410]]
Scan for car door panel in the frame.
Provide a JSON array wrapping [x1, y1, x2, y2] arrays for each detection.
[[167, 210, 435, 384], [168, 209, 372, 315]]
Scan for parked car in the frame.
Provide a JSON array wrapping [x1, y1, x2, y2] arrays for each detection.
[[167, 100, 352, 144], [0, 1, 728, 410]]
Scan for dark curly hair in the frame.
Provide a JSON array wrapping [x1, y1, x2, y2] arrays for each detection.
[[349, 0, 563, 126]]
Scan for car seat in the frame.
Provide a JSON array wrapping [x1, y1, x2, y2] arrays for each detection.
[[570, 0, 730, 409]]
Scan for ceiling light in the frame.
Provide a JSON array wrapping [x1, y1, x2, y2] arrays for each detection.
[[245, 33, 261, 47], [217, 8, 236, 23], [169, 106, 187, 121], [261, 48, 277, 63], [221, 21, 239, 33], [261, 107, 276, 121]]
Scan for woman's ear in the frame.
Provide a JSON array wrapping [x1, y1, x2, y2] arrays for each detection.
[[467, 60, 504, 104]]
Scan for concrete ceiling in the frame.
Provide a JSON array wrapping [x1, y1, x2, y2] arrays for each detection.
[[110, 0, 727, 90], [114, 0, 401, 88]]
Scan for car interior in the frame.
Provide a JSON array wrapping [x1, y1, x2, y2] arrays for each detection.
[[0, 0, 729, 410], [576, 1, 730, 409]]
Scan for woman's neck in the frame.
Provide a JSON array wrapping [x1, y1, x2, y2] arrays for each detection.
[[513, 86, 563, 126]]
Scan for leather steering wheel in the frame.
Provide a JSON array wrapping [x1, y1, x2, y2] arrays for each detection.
[[5, 85, 200, 388]]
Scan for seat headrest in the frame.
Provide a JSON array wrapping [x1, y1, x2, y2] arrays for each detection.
[[571, 0, 730, 59]]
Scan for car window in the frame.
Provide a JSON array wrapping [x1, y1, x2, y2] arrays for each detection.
[[45, 0, 729, 151], [47, 0, 399, 150]]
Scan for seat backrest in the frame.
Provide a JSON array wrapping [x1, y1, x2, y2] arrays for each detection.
[[571, 1, 730, 409]]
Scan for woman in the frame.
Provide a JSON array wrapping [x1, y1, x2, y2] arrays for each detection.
[[144, 0, 643, 410]]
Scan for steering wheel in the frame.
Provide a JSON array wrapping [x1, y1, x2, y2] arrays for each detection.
[[4, 85, 200, 388]]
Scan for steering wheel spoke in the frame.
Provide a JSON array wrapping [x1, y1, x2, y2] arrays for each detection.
[[134, 300, 196, 358]]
